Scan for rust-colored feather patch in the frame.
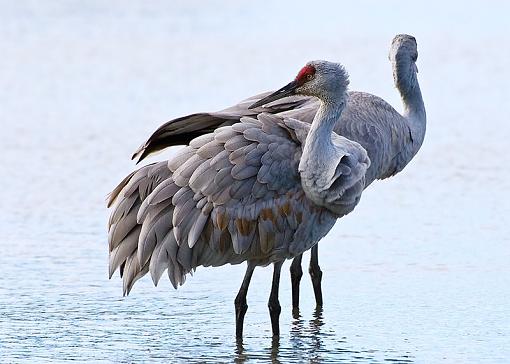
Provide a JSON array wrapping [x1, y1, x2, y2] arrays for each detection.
[[279, 202, 291, 216], [235, 218, 255, 237], [217, 212, 228, 231], [260, 208, 275, 222]]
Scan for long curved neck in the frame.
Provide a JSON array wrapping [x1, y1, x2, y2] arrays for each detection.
[[393, 57, 426, 157], [303, 99, 343, 157], [299, 97, 345, 199]]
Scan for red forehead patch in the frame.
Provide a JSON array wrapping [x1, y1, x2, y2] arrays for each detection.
[[296, 65, 316, 83]]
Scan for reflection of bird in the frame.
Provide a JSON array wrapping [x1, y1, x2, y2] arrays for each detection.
[[127, 34, 426, 312], [108, 60, 370, 338]]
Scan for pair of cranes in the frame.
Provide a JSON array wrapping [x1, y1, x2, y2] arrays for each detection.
[[107, 34, 426, 339]]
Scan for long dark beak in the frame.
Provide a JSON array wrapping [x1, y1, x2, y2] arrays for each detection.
[[248, 80, 298, 109]]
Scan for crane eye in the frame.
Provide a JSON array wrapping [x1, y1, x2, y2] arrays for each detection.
[[306, 74, 314, 81]]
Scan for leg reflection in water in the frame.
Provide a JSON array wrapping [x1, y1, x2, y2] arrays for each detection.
[[235, 307, 329, 364], [235, 334, 281, 364], [289, 307, 325, 357], [308, 307, 325, 358], [235, 307, 414, 363]]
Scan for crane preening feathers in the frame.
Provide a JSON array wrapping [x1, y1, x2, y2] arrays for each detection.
[[107, 34, 425, 338]]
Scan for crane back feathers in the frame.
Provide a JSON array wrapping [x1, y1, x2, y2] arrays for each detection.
[[108, 113, 368, 295]]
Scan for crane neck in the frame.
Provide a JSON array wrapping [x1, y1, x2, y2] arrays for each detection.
[[302, 97, 345, 159], [299, 96, 346, 198], [393, 58, 426, 155]]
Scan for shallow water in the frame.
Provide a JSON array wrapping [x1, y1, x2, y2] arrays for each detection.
[[1, 1, 509, 363]]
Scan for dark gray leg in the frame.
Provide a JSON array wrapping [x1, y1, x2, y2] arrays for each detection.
[[290, 254, 303, 314], [309, 244, 323, 307], [235, 262, 256, 339], [268, 260, 284, 337]]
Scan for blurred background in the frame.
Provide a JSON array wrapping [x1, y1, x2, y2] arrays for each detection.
[[1, 1, 509, 363]]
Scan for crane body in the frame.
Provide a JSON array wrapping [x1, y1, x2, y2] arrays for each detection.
[[107, 34, 426, 337]]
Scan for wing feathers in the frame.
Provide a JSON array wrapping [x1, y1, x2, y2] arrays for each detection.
[[108, 111, 359, 295], [109, 226, 141, 279]]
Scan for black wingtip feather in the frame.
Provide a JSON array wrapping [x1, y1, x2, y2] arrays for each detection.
[[130, 113, 238, 164]]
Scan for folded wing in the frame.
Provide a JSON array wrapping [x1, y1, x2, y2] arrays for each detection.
[[108, 113, 368, 295]]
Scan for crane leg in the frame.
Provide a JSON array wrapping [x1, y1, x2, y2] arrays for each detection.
[[290, 254, 303, 314], [235, 262, 256, 339], [268, 260, 284, 337], [309, 244, 323, 307]]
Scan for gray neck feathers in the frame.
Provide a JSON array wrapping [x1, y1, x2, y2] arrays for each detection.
[[303, 98, 345, 160], [299, 97, 346, 196], [393, 57, 426, 158]]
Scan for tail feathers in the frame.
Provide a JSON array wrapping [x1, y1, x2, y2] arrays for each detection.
[[123, 251, 149, 296], [137, 205, 174, 268], [149, 230, 181, 288], [109, 225, 141, 279], [106, 169, 139, 208], [107, 162, 172, 288], [107, 162, 157, 214], [107, 163, 193, 294], [108, 207, 138, 252]]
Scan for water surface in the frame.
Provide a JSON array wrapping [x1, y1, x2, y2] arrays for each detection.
[[1, 1, 509, 363]]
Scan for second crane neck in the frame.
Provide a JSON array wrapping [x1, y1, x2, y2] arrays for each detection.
[[393, 59, 426, 153], [394, 60, 426, 122]]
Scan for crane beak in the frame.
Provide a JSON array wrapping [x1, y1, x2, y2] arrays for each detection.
[[248, 80, 298, 109]]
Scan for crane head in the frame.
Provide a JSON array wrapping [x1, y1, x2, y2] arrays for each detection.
[[248, 61, 348, 109], [389, 34, 418, 64], [248, 64, 315, 109]]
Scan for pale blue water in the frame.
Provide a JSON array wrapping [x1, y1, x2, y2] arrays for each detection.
[[1, 1, 509, 363]]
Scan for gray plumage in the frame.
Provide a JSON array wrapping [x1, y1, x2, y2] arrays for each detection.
[[109, 60, 371, 290], [107, 34, 426, 337], [108, 105, 369, 293], [132, 36, 425, 190]]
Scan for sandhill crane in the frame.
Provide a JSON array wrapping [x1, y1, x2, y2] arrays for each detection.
[[126, 34, 426, 312], [108, 61, 371, 338]]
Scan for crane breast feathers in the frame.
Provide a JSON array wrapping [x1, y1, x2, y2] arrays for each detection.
[[108, 113, 335, 293], [284, 117, 370, 198]]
